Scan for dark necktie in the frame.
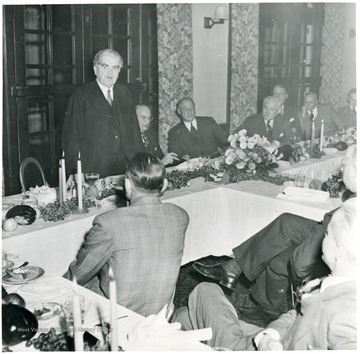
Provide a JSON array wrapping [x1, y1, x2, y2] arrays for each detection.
[[266, 121, 273, 137], [141, 132, 149, 147], [190, 123, 198, 135], [309, 110, 314, 122], [107, 89, 112, 106]]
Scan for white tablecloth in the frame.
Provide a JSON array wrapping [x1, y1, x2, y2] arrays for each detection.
[[2, 179, 342, 275], [275, 151, 344, 181]]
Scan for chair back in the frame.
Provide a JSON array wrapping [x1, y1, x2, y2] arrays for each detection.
[[19, 157, 47, 192]]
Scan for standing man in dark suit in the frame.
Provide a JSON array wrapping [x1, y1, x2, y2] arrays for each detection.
[[62, 49, 144, 178], [136, 104, 179, 166], [337, 88, 356, 130], [167, 97, 228, 161], [273, 85, 302, 143], [298, 91, 340, 140], [64, 152, 189, 317]]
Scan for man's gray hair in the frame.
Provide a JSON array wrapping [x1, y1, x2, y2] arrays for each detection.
[[93, 49, 123, 67]]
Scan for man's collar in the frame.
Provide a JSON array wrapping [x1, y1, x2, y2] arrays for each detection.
[[308, 106, 318, 116], [130, 194, 162, 206], [96, 80, 114, 92], [184, 118, 197, 131]]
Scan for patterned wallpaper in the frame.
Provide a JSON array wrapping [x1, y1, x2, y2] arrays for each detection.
[[229, 3, 259, 132], [157, 4, 193, 152], [156, 3, 348, 150], [320, 4, 345, 110]]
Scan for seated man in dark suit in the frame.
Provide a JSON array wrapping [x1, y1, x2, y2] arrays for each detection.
[[298, 91, 340, 139], [167, 97, 228, 163], [273, 84, 302, 143], [191, 143, 356, 328], [136, 104, 179, 166], [64, 152, 189, 317], [175, 198, 357, 350], [337, 88, 356, 130], [235, 96, 294, 160]]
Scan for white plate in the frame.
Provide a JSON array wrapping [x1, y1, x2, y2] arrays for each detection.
[[3, 266, 45, 284], [30, 302, 62, 321]]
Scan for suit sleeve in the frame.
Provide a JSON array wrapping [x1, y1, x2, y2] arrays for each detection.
[[209, 117, 229, 147], [64, 214, 113, 285], [328, 309, 357, 349], [325, 106, 340, 135], [61, 90, 84, 176], [168, 128, 185, 157], [265, 309, 297, 340]]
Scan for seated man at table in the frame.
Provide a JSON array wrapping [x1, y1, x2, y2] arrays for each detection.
[[298, 91, 340, 140], [273, 84, 302, 143], [136, 104, 179, 166], [167, 97, 228, 163], [337, 88, 356, 130], [64, 152, 189, 317], [175, 199, 357, 350], [190, 143, 356, 327], [235, 96, 294, 160]]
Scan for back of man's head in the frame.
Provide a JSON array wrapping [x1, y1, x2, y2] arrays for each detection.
[[342, 144, 357, 193], [126, 152, 165, 194], [326, 198, 357, 271]]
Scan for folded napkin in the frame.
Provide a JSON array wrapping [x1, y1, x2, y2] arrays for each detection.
[[123, 304, 212, 351], [17, 276, 72, 305], [277, 186, 329, 202]]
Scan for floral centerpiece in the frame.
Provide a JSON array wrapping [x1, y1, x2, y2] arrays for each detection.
[[166, 130, 294, 188]]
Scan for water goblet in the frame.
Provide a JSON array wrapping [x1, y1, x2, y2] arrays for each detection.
[[85, 173, 100, 198], [62, 295, 90, 337]]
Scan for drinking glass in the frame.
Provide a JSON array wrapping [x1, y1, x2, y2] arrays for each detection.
[[294, 174, 305, 188], [85, 173, 100, 198], [62, 295, 90, 337]]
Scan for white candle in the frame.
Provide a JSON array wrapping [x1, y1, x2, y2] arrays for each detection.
[[109, 267, 118, 351], [59, 161, 63, 206], [72, 277, 84, 351], [77, 152, 83, 210], [310, 120, 315, 151], [320, 119, 324, 151], [61, 151, 67, 202]]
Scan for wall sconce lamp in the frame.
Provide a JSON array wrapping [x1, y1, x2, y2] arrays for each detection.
[[204, 6, 228, 29]]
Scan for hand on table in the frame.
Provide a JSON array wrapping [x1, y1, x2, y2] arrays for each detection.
[[258, 334, 283, 351], [161, 153, 179, 166]]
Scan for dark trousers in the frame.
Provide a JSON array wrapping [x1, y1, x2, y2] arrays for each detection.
[[232, 213, 327, 316]]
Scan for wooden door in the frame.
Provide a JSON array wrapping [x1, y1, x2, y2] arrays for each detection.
[[3, 4, 158, 196], [258, 3, 324, 111]]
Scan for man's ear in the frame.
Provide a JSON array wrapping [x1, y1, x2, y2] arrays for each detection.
[[161, 178, 168, 193], [93, 65, 97, 76], [125, 177, 132, 192]]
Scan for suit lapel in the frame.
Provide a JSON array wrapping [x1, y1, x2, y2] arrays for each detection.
[[92, 81, 119, 131]]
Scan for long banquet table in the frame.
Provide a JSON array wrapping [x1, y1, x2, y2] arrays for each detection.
[[2, 178, 342, 276], [275, 150, 344, 180]]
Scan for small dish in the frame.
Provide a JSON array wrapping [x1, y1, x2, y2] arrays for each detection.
[[30, 302, 62, 321], [3, 266, 45, 284]]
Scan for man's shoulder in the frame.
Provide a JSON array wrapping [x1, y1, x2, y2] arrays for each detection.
[[71, 81, 98, 95], [113, 82, 130, 93], [196, 116, 215, 123], [337, 105, 350, 114], [244, 113, 262, 124], [168, 121, 185, 136], [318, 103, 335, 113]]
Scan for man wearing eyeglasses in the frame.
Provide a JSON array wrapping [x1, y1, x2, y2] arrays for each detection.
[[167, 97, 229, 164], [136, 105, 179, 166], [62, 48, 144, 178]]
